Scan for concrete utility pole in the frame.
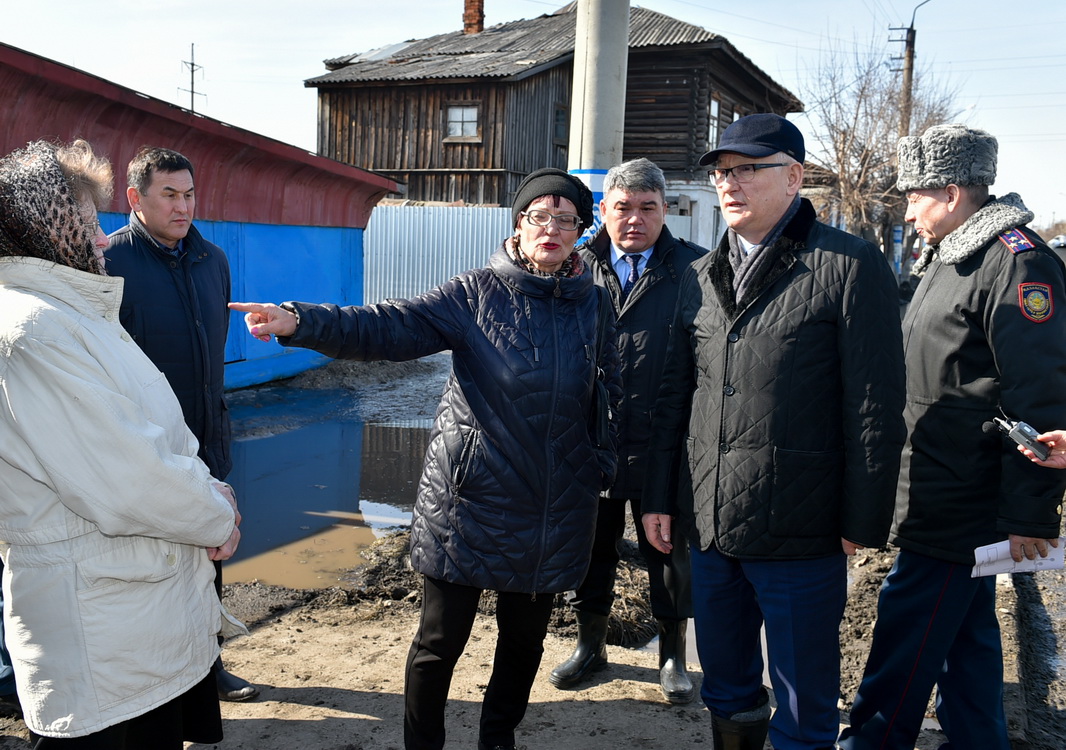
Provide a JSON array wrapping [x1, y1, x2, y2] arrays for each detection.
[[179, 43, 205, 113], [567, 0, 630, 227]]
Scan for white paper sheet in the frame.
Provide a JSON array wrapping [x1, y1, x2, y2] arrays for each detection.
[[971, 537, 1066, 578]]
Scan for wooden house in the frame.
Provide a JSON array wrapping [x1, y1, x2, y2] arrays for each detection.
[[306, 1, 801, 210]]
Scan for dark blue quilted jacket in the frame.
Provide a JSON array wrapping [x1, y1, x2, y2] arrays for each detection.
[[282, 246, 621, 593], [105, 215, 233, 479], [644, 201, 906, 559]]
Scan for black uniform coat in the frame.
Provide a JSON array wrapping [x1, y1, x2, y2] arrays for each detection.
[[105, 213, 232, 479], [279, 246, 622, 595], [895, 193, 1066, 564], [578, 224, 708, 500], [643, 199, 907, 559]]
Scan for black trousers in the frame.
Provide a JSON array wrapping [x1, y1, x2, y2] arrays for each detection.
[[30, 671, 221, 749], [403, 575, 555, 750], [568, 496, 692, 620]]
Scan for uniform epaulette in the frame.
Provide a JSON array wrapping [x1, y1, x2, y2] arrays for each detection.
[[998, 228, 1036, 254]]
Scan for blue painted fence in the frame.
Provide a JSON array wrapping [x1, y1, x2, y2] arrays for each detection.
[[100, 211, 364, 390]]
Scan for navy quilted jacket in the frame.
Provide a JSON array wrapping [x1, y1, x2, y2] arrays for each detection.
[[579, 224, 708, 500], [105, 215, 233, 479], [644, 200, 906, 559], [282, 246, 621, 593]]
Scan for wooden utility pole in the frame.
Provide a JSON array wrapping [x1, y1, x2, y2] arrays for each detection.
[[889, 1, 933, 283], [891, 0, 931, 140]]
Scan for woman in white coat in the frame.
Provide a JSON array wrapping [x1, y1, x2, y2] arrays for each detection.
[[0, 139, 242, 749]]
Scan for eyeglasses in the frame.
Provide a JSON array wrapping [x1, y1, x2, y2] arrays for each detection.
[[521, 210, 582, 231], [82, 219, 101, 233], [710, 163, 787, 184]]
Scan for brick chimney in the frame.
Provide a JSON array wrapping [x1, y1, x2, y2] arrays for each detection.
[[463, 0, 484, 35]]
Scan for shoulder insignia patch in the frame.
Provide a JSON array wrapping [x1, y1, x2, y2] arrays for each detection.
[[999, 228, 1036, 253], [1019, 282, 1054, 322]]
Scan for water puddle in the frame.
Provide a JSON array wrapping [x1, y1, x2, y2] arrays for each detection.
[[221, 386, 428, 589]]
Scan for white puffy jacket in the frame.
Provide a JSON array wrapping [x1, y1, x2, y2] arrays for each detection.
[[0, 257, 237, 737]]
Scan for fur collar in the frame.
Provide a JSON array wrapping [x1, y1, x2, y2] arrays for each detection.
[[709, 199, 816, 319], [913, 193, 1033, 274]]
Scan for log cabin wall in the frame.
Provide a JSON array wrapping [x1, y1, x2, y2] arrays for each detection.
[[316, 64, 571, 206], [500, 64, 572, 205], [621, 49, 769, 178]]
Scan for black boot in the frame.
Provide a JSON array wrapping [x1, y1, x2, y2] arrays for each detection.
[[549, 612, 608, 688], [710, 688, 771, 750], [657, 618, 695, 704], [214, 655, 260, 702]]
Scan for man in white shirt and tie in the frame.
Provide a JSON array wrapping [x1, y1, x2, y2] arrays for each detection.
[[551, 158, 708, 703]]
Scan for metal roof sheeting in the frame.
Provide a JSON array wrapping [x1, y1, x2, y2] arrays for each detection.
[[308, 5, 723, 86], [1, 42, 398, 228]]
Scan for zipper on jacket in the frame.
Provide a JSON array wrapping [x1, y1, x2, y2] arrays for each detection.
[[533, 293, 560, 593], [522, 296, 540, 362]]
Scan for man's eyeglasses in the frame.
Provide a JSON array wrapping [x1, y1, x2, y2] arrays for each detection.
[[710, 163, 787, 184], [521, 210, 582, 231]]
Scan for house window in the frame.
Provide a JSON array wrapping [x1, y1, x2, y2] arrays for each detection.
[[553, 104, 568, 146], [708, 98, 721, 151], [445, 104, 480, 141]]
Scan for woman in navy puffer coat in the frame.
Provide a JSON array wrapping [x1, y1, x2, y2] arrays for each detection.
[[232, 169, 621, 750]]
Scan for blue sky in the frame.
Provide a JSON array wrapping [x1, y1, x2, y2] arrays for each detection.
[[5, 0, 1066, 227]]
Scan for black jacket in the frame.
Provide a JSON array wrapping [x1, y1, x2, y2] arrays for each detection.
[[104, 214, 232, 479], [579, 224, 708, 499], [281, 246, 622, 594], [643, 199, 906, 559], [895, 194, 1066, 563]]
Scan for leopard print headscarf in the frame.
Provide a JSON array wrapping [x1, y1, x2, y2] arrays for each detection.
[[0, 141, 102, 274]]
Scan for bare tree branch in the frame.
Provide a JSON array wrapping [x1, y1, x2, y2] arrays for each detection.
[[798, 37, 961, 253]]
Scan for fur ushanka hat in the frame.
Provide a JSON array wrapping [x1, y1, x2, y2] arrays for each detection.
[[896, 124, 998, 192]]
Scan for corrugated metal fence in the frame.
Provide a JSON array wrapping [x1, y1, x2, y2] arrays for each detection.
[[364, 206, 512, 303], [364, 206, 694, 304]]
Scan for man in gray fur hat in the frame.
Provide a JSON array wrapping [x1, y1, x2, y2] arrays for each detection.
[[840, 124, 1066, 750]]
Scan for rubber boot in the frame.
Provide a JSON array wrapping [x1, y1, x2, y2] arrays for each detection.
[[710, 688, 771, 750], [214, 655, 260, 702], [657, 618, 695, 704], [549, 612, 608, 688]]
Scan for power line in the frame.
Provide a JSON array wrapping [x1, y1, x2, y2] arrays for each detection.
[[179, 43, 206, 113]]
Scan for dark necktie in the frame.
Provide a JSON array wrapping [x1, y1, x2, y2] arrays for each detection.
[[621, 253, 640, 301]]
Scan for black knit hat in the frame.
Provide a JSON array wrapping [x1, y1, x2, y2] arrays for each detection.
[[511, 168, 595, 231]]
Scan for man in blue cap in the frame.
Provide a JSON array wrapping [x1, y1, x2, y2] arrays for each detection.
[[642, 113, 906, 749]]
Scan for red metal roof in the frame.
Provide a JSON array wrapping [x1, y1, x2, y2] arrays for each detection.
[[0, 42, 399, 228]]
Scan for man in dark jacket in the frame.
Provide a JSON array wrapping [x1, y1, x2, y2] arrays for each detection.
[[840, 125, 1066, 750], [550, 158, 707, 703], [642, 114, 906, 750], [104, 146, 258, 702]]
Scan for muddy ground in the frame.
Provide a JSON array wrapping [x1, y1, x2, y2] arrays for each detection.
[[1, 356, 1063, 748]]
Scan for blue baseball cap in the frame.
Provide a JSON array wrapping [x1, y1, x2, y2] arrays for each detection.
[[699, 113, 805, 166]]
